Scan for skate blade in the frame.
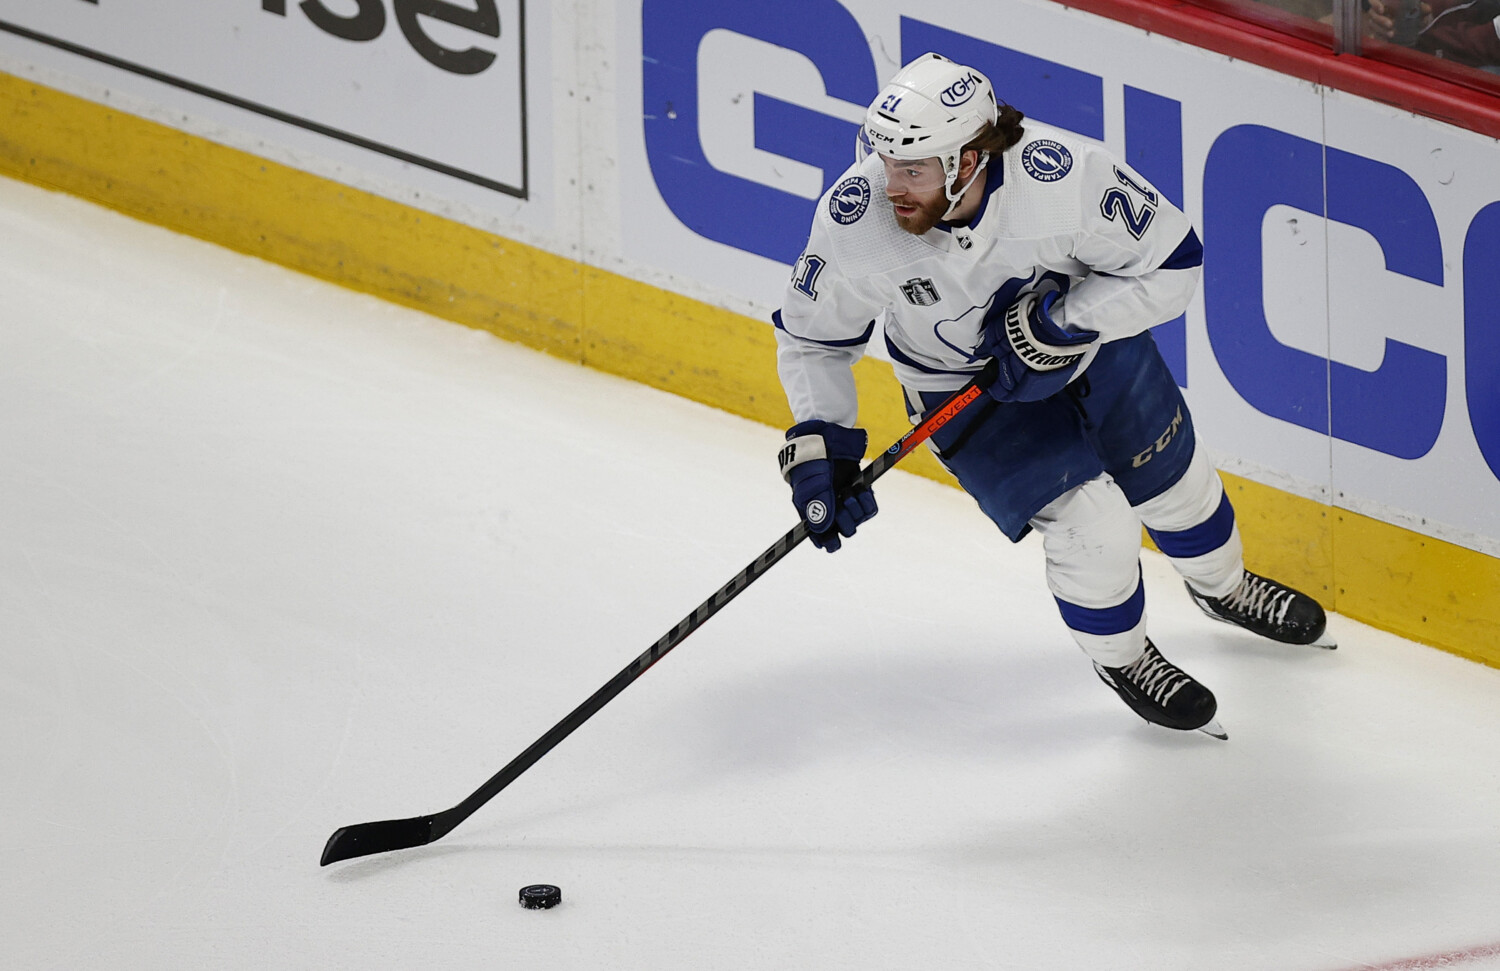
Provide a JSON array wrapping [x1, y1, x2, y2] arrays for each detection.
[[1309, 630, 1338, 650], [1197, 719, 1228, 741]]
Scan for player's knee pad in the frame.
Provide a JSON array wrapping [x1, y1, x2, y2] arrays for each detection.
[[1033, 476, 1142, 608], [1134, 444, 1222, 532]]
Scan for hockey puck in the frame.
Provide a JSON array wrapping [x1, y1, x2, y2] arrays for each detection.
[[519, 884, 561, 910]]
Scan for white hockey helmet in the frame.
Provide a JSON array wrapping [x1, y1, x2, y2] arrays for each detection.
[[861, 53, 999, 214]]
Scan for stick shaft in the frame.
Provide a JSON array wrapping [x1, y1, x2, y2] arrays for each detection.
[[321, 366, 992, 864]]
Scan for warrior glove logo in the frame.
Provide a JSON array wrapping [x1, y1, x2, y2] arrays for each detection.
[[1021, 140, 1074, 183], [1004, 299, 1088, 370], [803, 499, 829, 526], [828, 176, 871, 225]]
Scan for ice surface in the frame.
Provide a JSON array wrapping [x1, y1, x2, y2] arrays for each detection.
[[3, 176, 1499, 970]]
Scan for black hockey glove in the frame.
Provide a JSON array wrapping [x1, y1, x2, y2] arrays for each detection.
[[778, 420, 878, 553], [979, 288, 1098, 402]]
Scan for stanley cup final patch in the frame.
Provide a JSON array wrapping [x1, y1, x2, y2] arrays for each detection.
[[900, 277, 941, 306], [1020, 140, 1073, 182], [828, 176, 871, 224]]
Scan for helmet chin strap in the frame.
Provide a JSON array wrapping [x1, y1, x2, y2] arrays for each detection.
[[941, 150, 990, 220]]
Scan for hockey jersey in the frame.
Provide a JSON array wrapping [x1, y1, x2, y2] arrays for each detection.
[[774, 122, 1203, 427]]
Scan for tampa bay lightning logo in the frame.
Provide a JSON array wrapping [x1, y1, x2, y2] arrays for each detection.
[[1021, 140, 1074, 182], [828, 176, 871, 225]]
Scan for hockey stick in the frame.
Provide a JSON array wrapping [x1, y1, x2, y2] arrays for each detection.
[[320, 363, 996, 866]]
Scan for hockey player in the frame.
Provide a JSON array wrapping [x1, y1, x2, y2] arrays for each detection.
[[773, 52, 1333, 738]]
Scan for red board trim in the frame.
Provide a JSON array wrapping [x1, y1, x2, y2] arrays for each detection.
[[1054, 0, 1500, 139]]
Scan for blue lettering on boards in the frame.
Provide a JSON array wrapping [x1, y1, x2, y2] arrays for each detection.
[[641, 0, 876, 264], [1204, 124, 1445, 460]]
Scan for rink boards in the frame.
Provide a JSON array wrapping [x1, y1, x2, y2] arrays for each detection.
[[0, 0, 1497, 666]]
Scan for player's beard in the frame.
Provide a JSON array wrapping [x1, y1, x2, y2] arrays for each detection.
[[889, 191, 948, 235]]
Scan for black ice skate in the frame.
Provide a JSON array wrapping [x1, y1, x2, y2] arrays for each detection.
[[1093, 640, 1225, 739], [1186, 571, 1336, 648]]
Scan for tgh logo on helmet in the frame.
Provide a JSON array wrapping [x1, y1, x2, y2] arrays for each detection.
[[939, 72, 984, 108]]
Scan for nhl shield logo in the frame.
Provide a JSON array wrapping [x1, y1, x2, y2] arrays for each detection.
[[901, 278, 941, 306]]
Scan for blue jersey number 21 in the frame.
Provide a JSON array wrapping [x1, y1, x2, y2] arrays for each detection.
[[792, 253, 826, 299], [1100, 167, 1157, 240]]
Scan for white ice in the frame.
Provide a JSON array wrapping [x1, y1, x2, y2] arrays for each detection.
[[3, 176, 1500, 971]]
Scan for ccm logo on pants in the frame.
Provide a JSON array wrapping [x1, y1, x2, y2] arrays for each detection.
[[1132, 407, 1184, 468]]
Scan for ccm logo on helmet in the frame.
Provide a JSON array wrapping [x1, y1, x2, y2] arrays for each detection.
[[939, 72, 984, 107]]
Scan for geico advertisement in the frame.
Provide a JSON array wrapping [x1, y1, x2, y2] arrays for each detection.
[[618, 0, 1500, 552], [0, 0, 527, 198]]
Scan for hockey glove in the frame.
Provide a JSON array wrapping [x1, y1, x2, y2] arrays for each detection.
[[778, 420, 878, 553], [980, 289, 1098, 402]]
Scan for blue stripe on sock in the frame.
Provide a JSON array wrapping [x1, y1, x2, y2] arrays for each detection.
[[1147, 491, 1236, 559], [1055, 569, 1145, 635]]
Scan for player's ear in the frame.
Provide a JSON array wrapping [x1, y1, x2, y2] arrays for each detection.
[[958, 148, 981, 180]]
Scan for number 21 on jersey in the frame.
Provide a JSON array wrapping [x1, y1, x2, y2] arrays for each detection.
[[1100, 166, 1158, 240], [792, 252, 826, 299]]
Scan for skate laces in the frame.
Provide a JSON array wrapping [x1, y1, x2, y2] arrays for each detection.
[[1119, 646, 1188, 706], [1220, 573, 1293, 624]]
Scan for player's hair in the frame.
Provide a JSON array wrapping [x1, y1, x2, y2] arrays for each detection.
[[963, 104, 1026, 158]]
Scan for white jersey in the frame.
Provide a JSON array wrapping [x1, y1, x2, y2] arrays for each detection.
[[774, 122, 1202, 426]]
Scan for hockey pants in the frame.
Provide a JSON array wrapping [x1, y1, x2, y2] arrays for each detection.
[[909, 333, 1243, 666]]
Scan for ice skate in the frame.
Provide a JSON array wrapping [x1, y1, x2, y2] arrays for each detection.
[[1094, 639, 1226, 739], [1187, 570, 1335, 648]]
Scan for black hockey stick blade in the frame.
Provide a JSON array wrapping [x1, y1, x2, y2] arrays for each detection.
[[322, 816, 438, 865], [320, 362, 996, 866]]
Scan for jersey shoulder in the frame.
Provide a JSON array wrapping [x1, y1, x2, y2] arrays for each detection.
[[811, 156, 935, 279], [991, 123, 1117, 239]]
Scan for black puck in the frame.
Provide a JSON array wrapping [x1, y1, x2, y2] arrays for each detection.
[[519, 884, 561, 910]]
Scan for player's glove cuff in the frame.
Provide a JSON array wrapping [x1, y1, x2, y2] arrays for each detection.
[[779, 420, 867, 481], [1000, 290, 1096, 371], [979, 287, 1101, 403]]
